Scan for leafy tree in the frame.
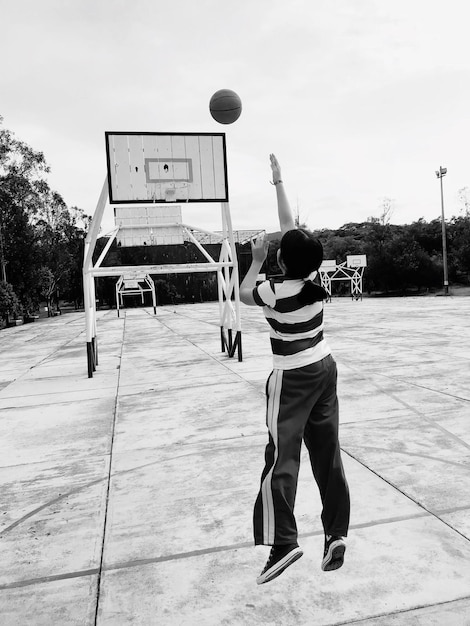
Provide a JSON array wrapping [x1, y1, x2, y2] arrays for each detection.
[[0, 281, 22, 325], [0, 117, 90, 312], [321, 233, 365, 262], [36, 267, 58, 316], [408, 218, 442, 256], [33, 187, 89, 308], [448, 215, 470, 279], [154, 278, 177, 305], [385, 229, 441, 292], [0, 117, 49, 304]]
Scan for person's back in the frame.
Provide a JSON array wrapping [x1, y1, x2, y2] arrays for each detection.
[[253, 227, 330, 371], [240, 154, 350, 585]]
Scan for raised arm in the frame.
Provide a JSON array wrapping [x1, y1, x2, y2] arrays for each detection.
[[270, 153, 296, 235]]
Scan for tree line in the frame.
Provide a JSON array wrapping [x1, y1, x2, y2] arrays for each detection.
[[1, 118, 469, 326], [95, 208, 470, 307], [264, 212, 470, 295], [0, 117, 89, 326]]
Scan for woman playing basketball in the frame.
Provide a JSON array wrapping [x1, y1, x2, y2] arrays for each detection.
[[240, 154, 350, 585]]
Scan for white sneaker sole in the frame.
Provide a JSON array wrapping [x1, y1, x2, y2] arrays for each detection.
[[321, 540, 346, 571], [256, 547, 304, 585]]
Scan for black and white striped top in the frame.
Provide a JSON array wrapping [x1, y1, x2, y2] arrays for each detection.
[[252, 274, 331, 370]]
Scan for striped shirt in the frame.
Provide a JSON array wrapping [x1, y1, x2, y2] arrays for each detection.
[[252, 273, 331, 370]]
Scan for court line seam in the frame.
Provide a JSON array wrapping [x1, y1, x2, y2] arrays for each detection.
[[340, 359, 470, 453], [343, 448, 470, 545], [343, 444, 470, 469], [0, 510, 452, 591], [0, 374, 234, 410], [331, 594, 470, 626], [341, 361, 470, 404], [0, 436, 266, 537], [1, 432, 465, 541], [145, 309, 267, 394], [93, 315, 126, 626], [0, 326, 88, 393]]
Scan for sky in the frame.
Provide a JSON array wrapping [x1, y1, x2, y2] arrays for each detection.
[[2, 0, 470, 236]]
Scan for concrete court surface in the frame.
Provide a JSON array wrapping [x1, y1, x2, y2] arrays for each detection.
[[0, 296, 469, 626]]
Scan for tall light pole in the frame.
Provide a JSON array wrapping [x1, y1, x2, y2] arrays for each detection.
[[435, 166, 449, 295]]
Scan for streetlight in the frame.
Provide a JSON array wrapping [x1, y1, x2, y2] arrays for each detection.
[[435, 166, 449, 295]]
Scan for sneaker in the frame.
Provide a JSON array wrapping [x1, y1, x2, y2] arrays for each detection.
[[256, 543, 303, 585], [321, 535, 346, 571]]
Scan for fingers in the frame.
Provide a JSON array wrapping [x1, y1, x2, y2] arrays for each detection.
[[252, 233, 265, 247], [269, 153, 281, 179], [251, 233, 269, 259]]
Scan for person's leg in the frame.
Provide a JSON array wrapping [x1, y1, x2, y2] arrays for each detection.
[[253, 368, 310, 583], [303, 357, 350, 539], [253, 369, 307, 546]]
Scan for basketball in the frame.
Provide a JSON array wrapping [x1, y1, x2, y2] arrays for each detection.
[[209, 89, 242, 124]]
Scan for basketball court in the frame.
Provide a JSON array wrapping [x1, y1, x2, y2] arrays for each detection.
[[0, 295, 469, 625]]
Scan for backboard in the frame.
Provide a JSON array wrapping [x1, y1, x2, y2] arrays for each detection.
[[114, 205, 184, 246], [346, 255, 367, 268], [105, 132, 228, 204], [122, 272, 147, 288], [122, 278, 139, 289], [319, 259, 337, 273]]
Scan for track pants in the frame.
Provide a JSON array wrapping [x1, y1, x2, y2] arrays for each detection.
[[253, 354, 350, 545]]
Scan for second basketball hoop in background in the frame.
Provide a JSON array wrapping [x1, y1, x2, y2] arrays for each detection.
[[209, 89, 242, 124]]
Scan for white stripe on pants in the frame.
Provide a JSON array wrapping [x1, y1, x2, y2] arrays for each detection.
[[261, 369, 283, 545]]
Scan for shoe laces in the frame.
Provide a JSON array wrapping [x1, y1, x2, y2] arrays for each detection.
[[266, 546, 276, 565]]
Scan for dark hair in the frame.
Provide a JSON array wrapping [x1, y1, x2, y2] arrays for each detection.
[[280, 229, 325, 305], [280, 228, 323, 277]]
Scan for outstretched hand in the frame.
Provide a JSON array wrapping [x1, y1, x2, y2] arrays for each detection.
[[251, 233, 269, 263], [270, 153, 282, 183]]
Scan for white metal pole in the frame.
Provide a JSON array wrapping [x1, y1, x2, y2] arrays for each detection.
[[439, 172, 449, 294], [116, 280, 120, 317], [94, 227, 119, 269], [91, 275, 97, 336], [83, 270, 94, 376], [83, 177, 109, 269], [150, 277, 157, 314], [90, 275, 98, 366], [217, 269, 224, 325], [83, 176, 108, 377], [221, 205, 232, 331], [223, 202, 242, 333]]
